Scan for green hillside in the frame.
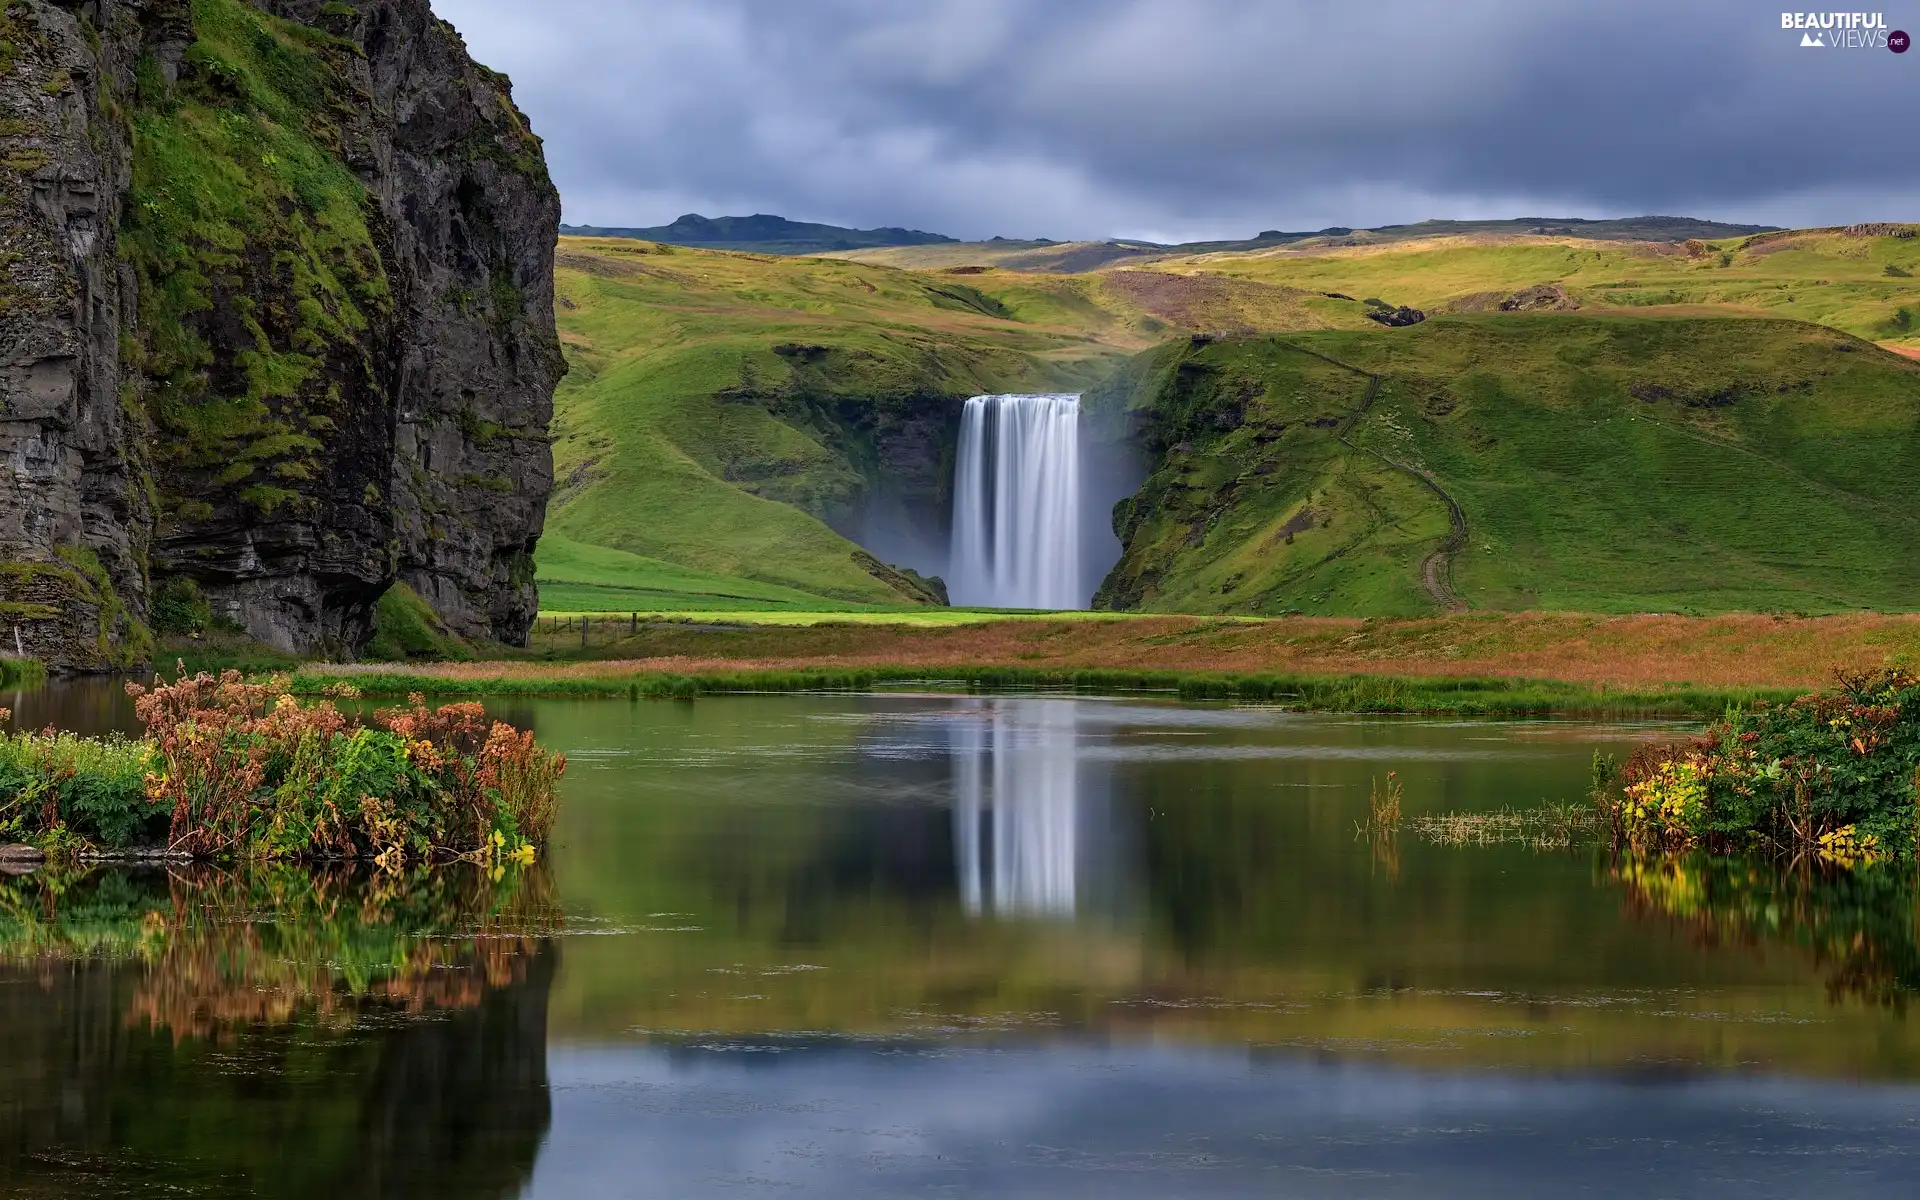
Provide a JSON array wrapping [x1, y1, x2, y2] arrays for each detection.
[[533, 536, 879, 613], [543, 225, 1920, 619], [1097, 317, 1920, 616]]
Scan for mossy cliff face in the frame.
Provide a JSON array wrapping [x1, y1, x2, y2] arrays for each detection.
[[0, 0, 154, 668], [0, 0, 560, 666]]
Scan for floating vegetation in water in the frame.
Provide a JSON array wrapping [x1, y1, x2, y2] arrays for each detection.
[[1596, 668, 1920, 862], [1411, 802, 1604, 850]]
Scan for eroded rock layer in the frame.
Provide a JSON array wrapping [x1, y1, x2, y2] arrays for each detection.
[[0, 0, 560, 665]]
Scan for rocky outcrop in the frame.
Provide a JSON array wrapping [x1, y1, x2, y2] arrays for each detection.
[[0, 0, 560, 666], [0, 1, 153, 667]]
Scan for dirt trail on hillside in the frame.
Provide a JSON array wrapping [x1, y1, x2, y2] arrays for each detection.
[[1283, 343, 1471, 613]]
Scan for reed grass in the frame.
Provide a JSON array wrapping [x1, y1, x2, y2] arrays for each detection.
[[294, 661, 1787, 718], [1411, 803, 1605, 850]]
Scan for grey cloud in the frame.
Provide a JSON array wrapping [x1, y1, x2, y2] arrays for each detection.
[[433, 0, 1918, 239]]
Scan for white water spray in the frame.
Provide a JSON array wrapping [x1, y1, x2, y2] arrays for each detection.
[[949, 394, 1083, 609]]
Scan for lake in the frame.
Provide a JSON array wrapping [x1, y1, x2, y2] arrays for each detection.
[[5, 689, 1920, 1196]]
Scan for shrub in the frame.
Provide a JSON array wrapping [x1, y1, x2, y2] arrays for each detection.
[[0, 672, 564, 862], [1600, 668, 1920, 861], [0, 716, 159, 849], [149, 576, 213, 636]]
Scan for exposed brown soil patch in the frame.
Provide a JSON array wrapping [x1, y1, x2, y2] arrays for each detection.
[[1100, 271, 1319, 331]]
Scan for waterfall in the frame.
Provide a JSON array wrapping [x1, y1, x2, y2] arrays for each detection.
[[949, 394, 1083, 610]]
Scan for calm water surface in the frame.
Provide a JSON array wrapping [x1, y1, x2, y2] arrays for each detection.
[[5, 687, 1920, 1196]]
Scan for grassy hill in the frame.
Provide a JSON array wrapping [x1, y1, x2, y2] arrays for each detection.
[[1164, 227, 1920, 352], [1098, 317, 1920, 616], [541, 224, 1920, 619], [830, 217, 1782, 274]]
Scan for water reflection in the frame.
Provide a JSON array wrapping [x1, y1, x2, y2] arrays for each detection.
[[14, 693, 1920, 1194], [1, 674, 142, 737], [0, 866, 558, 1197], [952, 699, 1085, 916], [1613, 854, 1920, 1009]]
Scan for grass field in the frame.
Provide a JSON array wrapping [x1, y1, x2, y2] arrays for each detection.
[[1099, 316, 1920, 617], [532, 535, 870, 612], [309, 612, 1920, 714], [529, 607, 1147, 628]]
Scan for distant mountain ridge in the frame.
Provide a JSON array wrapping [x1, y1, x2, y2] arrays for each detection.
[[559, 213, 957, 254], [563, 213, 1783, 261]]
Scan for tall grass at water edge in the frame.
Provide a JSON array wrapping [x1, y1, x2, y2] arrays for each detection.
[[294, 662, 1791, 719]]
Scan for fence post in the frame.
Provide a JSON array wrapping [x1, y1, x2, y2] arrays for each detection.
[[630, 611, 637, 635], [581, 615, 589, 648]]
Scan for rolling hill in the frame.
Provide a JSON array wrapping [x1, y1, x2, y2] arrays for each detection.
[[1096, 318, 1920, 616], [541, 222, 1920, 616]]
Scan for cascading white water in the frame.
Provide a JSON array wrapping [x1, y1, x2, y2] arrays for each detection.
[[949, 394, 1083, 610]]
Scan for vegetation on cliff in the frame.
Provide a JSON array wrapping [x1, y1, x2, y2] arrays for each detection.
[[0, 671, 562, 862], [124, 0, 391, 522], [1, 0, 561, 668]]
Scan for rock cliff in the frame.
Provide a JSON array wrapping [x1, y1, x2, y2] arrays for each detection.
[[0, 0, 560, 666]]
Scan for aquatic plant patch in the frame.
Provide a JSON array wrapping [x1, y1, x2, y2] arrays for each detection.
[[1600, 669, 1920, 860], [0, 672, 564, 863]]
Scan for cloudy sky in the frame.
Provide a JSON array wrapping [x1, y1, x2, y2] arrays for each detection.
[[432, 0, 1918, 242]]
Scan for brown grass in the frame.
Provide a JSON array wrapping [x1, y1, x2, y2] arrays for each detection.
[[327, 612, 1920, 691]]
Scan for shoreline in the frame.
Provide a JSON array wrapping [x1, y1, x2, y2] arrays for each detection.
[[274, 610, 1920, 718], [290, 662, 1782, 719]]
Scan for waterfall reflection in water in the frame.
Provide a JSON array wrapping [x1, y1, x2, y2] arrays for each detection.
[[952, 698, 1088, 917]]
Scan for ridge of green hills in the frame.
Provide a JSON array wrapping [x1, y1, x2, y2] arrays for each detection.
[[542, 224, 1920, 618]]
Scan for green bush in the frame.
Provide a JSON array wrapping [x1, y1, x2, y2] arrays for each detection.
[[0, 671, 563, 861], [364, 583, 472, 662], [1604, 669, 1920, 861], [150, 576, 213, 635], [0, 731, 159, 848]]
